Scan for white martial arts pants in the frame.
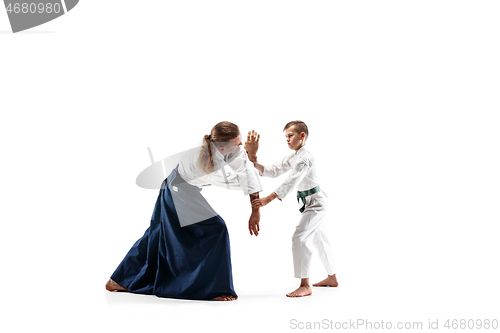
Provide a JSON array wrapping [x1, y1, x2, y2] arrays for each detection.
[[292, 192, 336, 279]]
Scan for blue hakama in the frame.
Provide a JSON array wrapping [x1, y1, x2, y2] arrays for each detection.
[[110, 167, 237, 300]]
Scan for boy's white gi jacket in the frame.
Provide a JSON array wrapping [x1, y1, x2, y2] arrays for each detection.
[[260, 146, 320, 200]]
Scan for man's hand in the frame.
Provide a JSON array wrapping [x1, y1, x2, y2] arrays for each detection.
[[244, 130, 260, 162], [248, 210, 260, 236]]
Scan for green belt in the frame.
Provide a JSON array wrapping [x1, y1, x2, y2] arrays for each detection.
[[297, 185, 320, 213]]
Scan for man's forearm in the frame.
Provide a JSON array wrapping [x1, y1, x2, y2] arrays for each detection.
[[249, 192, 260, 212]]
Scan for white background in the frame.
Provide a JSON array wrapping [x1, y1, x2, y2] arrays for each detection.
[[1, 1, 499, 332]]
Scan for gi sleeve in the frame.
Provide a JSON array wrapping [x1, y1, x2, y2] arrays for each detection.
[[260, 153, 294, 178], [273, 157, 311, 200], [225, 147, 263, 195]]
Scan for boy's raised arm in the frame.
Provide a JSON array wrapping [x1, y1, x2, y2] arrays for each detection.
[[244, 130, 260, 162], [244, 130, 266, 173]]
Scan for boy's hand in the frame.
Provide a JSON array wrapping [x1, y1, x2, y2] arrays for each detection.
[[244, 130, 260, 162], [252, 197, 270, 208], [248, 210, 260, 236], [252, 192, 278, 208]]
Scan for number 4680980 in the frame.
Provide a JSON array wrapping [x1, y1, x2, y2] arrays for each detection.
[[6, 3, 62, 14]]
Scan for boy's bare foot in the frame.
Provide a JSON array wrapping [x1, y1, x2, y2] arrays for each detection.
[[105, 279, 128, 292], [211, 295, 238, 301], [313, 274, 338, 287], [286, 285, 312, 298]]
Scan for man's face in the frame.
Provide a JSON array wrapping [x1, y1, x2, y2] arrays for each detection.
[[216, 132, 243, 155]]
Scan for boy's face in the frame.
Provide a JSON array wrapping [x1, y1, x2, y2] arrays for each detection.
[[285, 126, 305, 151]]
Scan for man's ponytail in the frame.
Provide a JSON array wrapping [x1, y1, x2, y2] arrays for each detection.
[[199, 122, 240, 173], [200, 134, 215, 173]]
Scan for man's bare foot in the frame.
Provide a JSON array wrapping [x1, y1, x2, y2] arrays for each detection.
[[313, 274, 338, 287], [211, 294, 238, 301], [105, 279, 128, 292], [286, 285, 312, 298]]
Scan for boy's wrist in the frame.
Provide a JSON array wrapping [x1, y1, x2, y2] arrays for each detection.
[[265, 193, 277, 204]]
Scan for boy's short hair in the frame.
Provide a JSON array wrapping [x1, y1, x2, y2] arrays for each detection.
[[284, 120, 309, 138]]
